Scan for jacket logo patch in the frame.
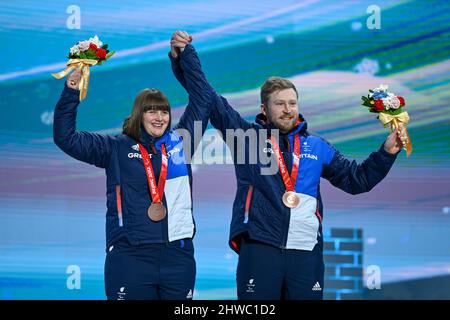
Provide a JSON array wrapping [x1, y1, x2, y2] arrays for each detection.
[[300, 153, 318, 160], [129, 144, 143, 158], [128, 153, 142, 159], [302, 141, 311, 152], [127, 147, 181, 159]]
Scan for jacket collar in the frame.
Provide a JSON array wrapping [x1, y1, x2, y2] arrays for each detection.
[[139, 124, 170, 149]]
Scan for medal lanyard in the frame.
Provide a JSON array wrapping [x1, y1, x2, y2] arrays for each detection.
[[139, 143, 168, 204], [270, 133, 301, 192]]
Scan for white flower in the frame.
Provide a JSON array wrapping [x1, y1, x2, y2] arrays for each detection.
[[88, 35, 103, 48], [78, 40, 90, 51], [374, 84, 389, 92], [70, 45, 80, 55]]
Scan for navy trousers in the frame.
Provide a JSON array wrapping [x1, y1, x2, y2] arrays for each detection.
[[236, 237, 324, 300], [104, 238, 196, 300]]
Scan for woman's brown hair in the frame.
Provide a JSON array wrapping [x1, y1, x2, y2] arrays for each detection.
[[122, 88, 171, 141]]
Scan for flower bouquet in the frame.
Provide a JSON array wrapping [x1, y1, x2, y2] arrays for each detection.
[[361, 84, 412, 156], [52, 35, 114, 100]]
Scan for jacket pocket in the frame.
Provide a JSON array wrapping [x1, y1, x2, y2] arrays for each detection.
[[121, 181, 151, 224], [115, 185, 123, 227], [244, 185, 254, 224], [106, 184, 127, 226]]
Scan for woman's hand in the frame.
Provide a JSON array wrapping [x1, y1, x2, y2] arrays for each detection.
[[170, 31, 193, 58], [67, 69, 81, 90], [383, 123, 408, 155]]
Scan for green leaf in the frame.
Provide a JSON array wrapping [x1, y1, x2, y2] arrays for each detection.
[[85, 49, 97, 59], [106, 51, 115, 59], [361, 96, 370, 103], [361, 96, 374, 108], [102, 44, 109, 50], [79, 51, 87, 59], [380, 107, 405, 116]]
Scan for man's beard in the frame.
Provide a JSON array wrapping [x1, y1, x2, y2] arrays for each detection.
[[269, 115, 297, 133]]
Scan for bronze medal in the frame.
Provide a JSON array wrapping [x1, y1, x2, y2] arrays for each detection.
[[147, 202, 167, 222], [270, 133, 302, 209], [282, 191, 300, 208], [139, 143, 169, 222]]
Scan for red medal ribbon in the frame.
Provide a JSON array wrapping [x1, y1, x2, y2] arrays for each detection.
[[270, 133, 301, 192], [138, 143, 168, 204]]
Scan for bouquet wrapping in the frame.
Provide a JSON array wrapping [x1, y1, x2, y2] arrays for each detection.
[[52, 35, 114, 100], [362, 84, 412, 156]]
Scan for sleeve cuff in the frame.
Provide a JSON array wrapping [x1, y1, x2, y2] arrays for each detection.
[[62, 83, 81, 101], [168, 44, 195, 62], [168, 51, 179, 63], [179, 44, 196, 60], [378, 142, 399, 159]]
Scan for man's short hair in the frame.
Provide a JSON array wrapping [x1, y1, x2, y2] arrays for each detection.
[[260, 76, 298, 105]]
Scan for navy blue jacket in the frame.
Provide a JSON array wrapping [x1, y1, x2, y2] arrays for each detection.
[[54, 45, 215, 249], [171, 56, 398, 253]]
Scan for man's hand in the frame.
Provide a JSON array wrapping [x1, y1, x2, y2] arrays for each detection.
[[66, 69, 81, 90], [383, 123, 408, 155], [170, 31, 193, 58]]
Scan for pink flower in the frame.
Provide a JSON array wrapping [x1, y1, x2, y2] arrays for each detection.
[[78, 40, 90, 51]]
